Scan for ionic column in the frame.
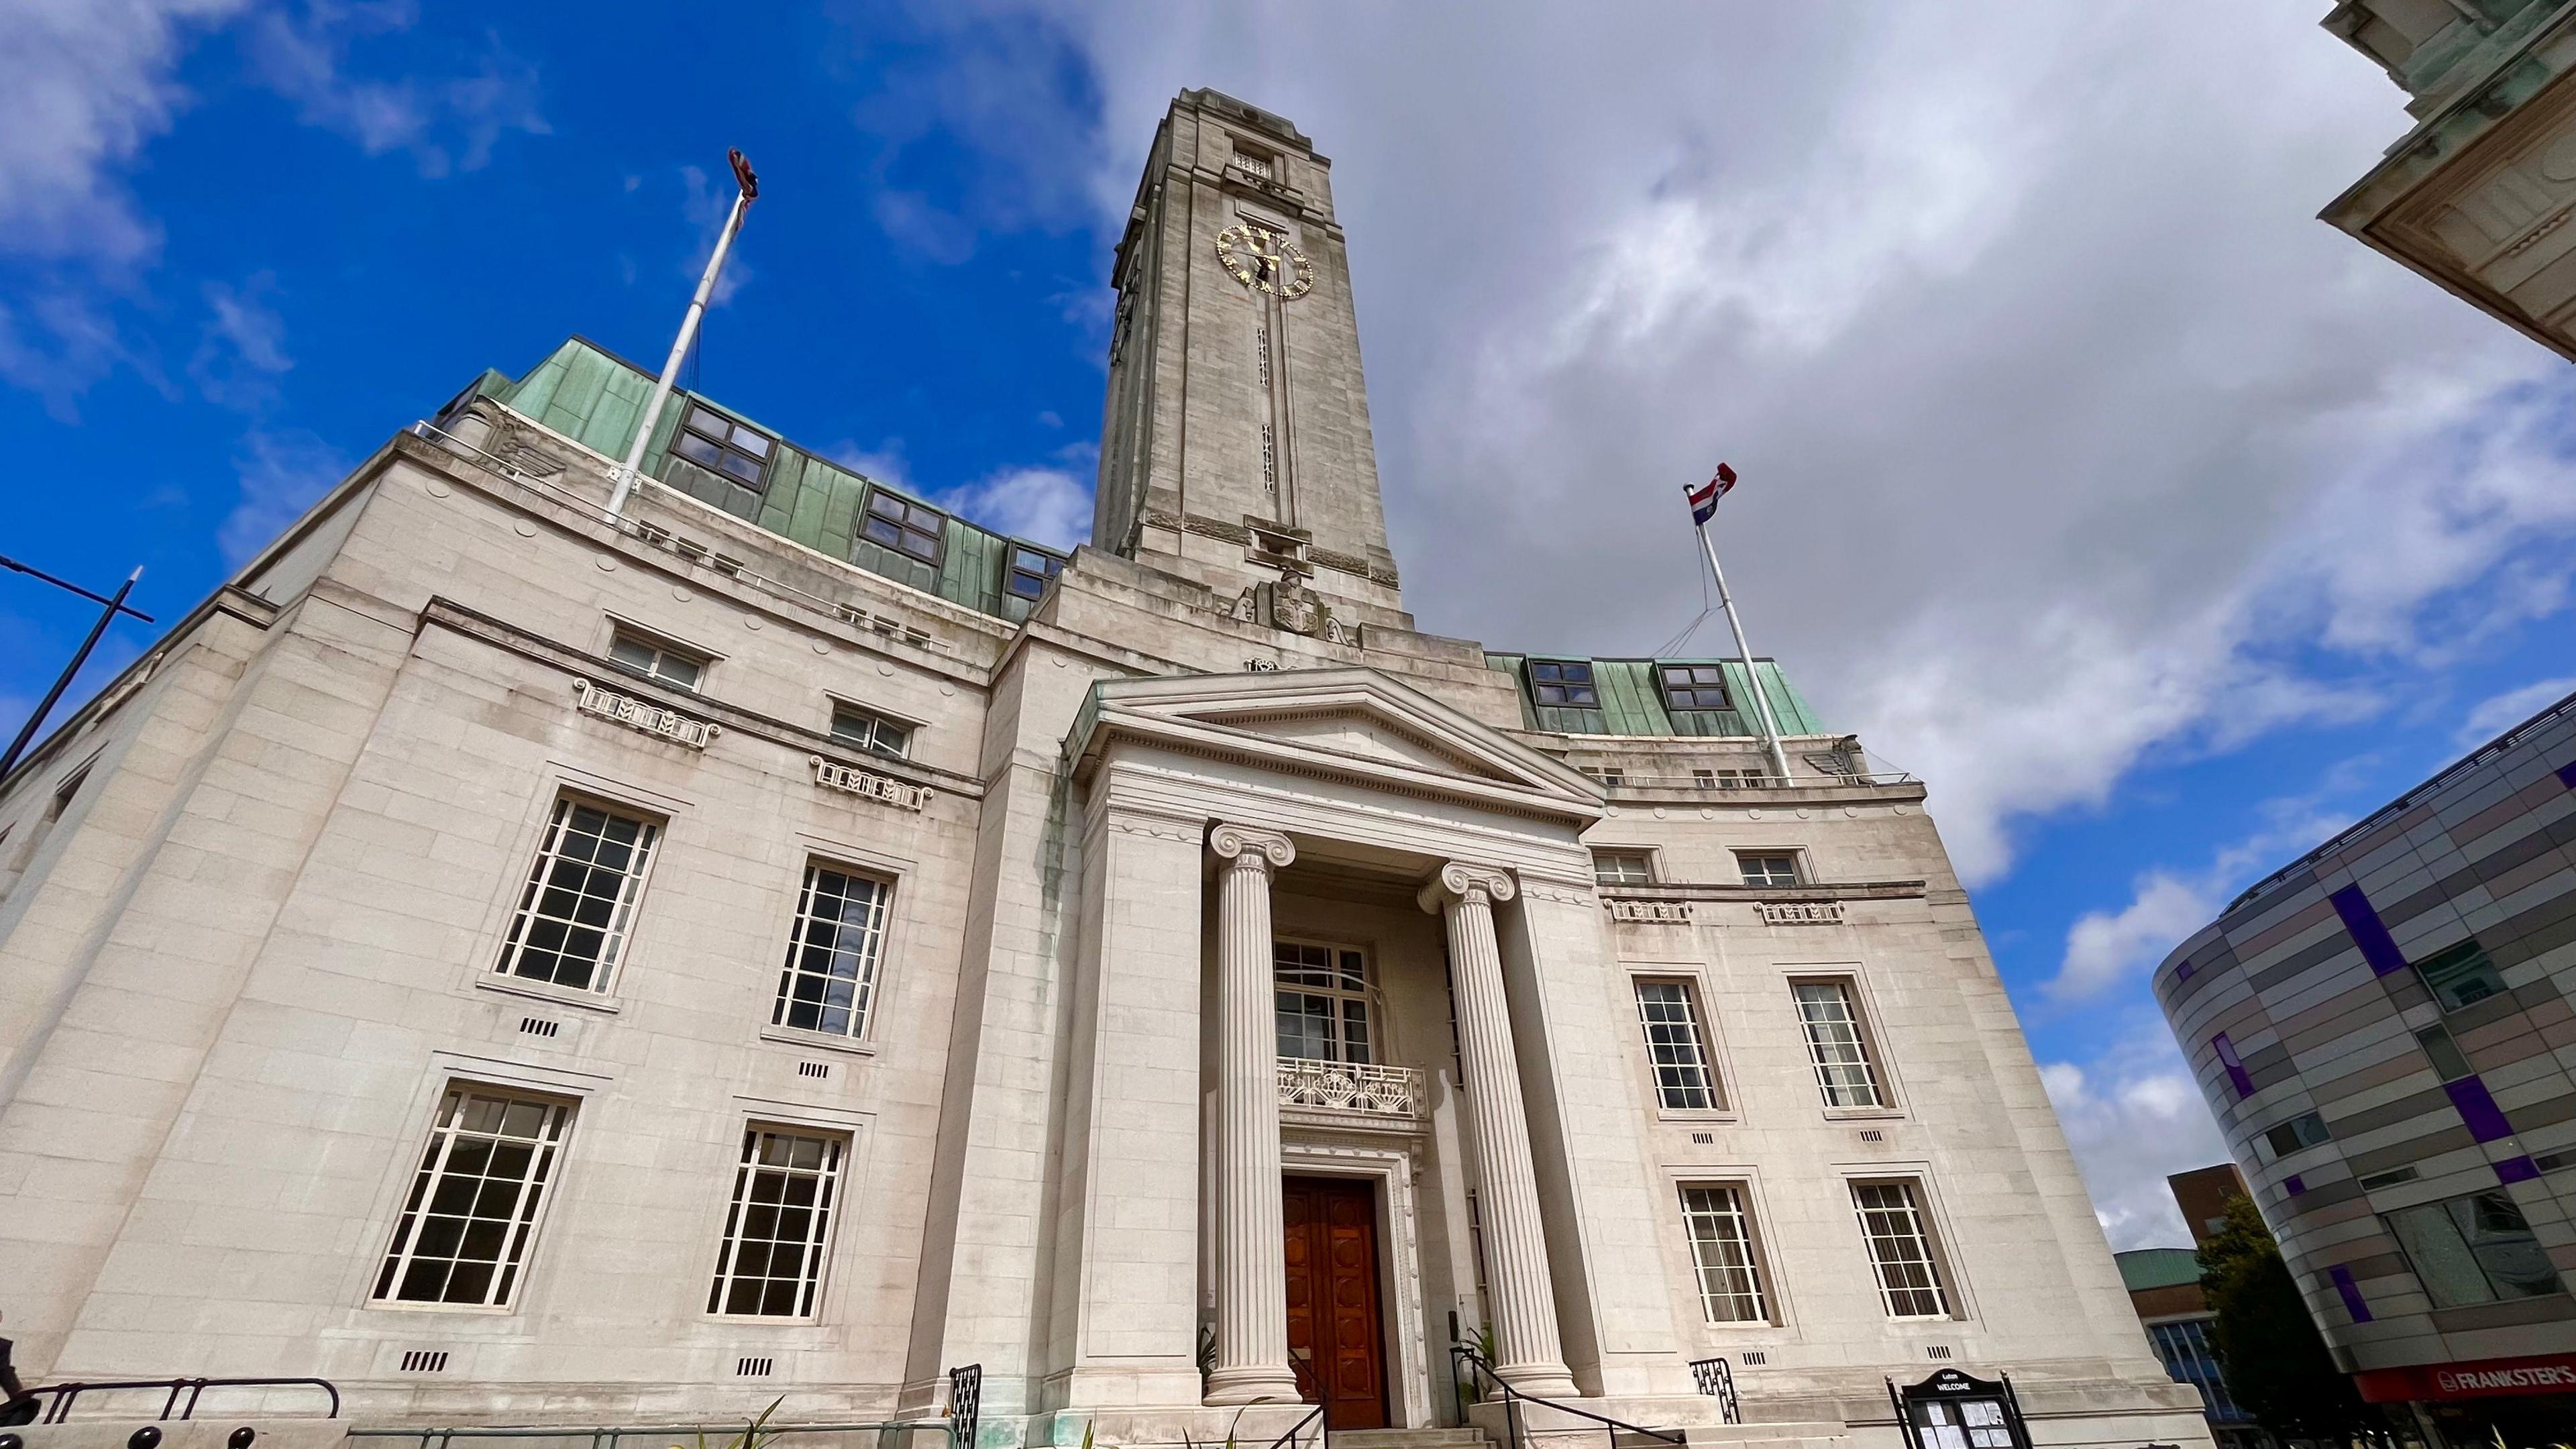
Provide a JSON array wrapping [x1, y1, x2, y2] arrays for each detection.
[[1421, 862, 1579, 1397], [1205, 822, 1301, 1405]]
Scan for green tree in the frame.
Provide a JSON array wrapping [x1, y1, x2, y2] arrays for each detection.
[[2200, 1193, 2379, 1442]]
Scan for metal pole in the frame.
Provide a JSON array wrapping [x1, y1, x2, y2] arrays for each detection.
[[1693, 519, 1792, 780], [608, 156, 757, 518], [1, 567, 140, 780]]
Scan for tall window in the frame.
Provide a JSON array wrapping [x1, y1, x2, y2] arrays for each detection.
[[1592, 849, 1655, 887], [1276, 941, 1373, 1063], [1006, 547, 1064, 600], [1852, 1180, 1951, 1318], [829, 704, 913, 759], [1736, 851, 1799, 888], [672, 405, 773, 494], [773, 863, 893, 1039], [374, 1086, 571, 1307], [2417, 1024, 2473, 1081], [2145, 1318, 2245, 1422], [1635, 980, 1721, 1110], [607, 628, 706, 692], [2412, 938, 2506, 1013], [708, 1126, 847, 1318], [1678, 1185, 1769, 1322], [1793, 980, 1884, 1108], [861, 490, 947, 564], [495, 797, 662, 991], [1658, 663, 1733, 712], [1527, 659, 1598, 707], [2385, 1189, 2565, 1307]]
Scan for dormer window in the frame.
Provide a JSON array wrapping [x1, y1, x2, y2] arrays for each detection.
[[1659, 664, 1732, 712], [863, 490, 947, 566], [1006, 547, 1065, 600], [672, 405, 772, 494], [1529, 659, 1598, 707]]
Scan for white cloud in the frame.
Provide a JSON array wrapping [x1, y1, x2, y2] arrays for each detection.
[[2051, 873, 2219, 1004], [244, 5, 548, 179], [828, 438, 911, 491], [941, 464, 1091, 551], [191, 271, 292, 408], [221, 429, 346, 566], [2455, 676, 2576, 747], [678, 163, 753, 305], [2041, 1031, 2232, 1250]]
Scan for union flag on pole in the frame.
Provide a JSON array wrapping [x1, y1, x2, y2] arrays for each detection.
[[1687, 462, 1737, 525]]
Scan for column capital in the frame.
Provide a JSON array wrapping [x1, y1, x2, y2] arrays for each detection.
[[1209, 821, 1295, 873], [1418, 861, 1517, 914]]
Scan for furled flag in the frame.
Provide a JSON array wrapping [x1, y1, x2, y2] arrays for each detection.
[[1686, 462, 1738, 525]]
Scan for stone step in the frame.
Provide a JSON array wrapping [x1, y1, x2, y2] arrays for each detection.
[[1328, 1432, 1492, 1449]]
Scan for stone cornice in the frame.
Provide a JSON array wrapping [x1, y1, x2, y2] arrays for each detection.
[[1599, 879, 1928, 904]]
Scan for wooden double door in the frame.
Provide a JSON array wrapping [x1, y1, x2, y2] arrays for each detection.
[[1282, 1175, 1389, 1430]]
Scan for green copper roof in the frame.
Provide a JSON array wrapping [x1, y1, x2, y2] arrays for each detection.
[[477, 338, 1061, 623], [2113, 1246, 2202, 1293], [1483, 654, 1825, 738]]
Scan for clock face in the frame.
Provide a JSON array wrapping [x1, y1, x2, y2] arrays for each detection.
[[1216, 223, 1314, 300]]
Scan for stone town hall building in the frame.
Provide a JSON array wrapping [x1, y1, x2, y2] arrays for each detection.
[[0, 92, 2204, 1449]]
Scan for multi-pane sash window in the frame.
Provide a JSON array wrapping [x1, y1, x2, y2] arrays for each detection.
[[1678, 1184, 1768, 1322], [1852, 1180, 1951, 1318], [374, 1087, 570, 1307], [1528, 659, 1598, 706], [672, 405, 773, 492], [2385, 1189, 2565, 1307], [862, 490, 947, 564], [496, 798, 661, 991], [1737, 852, 1799, 888], [1659, 663, 1733, 712], [1593, 849, 1654, 886], [1794, 980, 1885, 1108], [828, 704, 912, 759], [708, 1127, 846, 1318], [773, 863, 892, 1038], [1635, 980, 1721, 1110], [608, 629, 706, 692], [1006, 547, 1065, 600], [1276, 941, 1373, 1063]]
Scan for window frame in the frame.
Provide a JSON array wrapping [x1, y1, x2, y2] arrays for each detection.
[[1676, 1181, 1774, 1324], [1006, 546, 1066, 601], [1849, 1176, 1957, 1320], [1592, 849, 1656, 888], [2256, 1111, 2330, 1162], [370, 1083, 575, 1312], [2382, 1187, 2566, 1308], [705, 1122, 850, 1321], [491, 793, 665, 996], [827, 700, 917, 760], [604, 623, 713, 694], [1790, 974, 1892, 1113], [1527, 659, 1600, 708], [769, 857, 896, 1044], [1274, 937, 1379, 1066], [1735, 850, 1802, 888], [669, 403, 774, 495], [1632, 975, 1726, 1114], [2410, 938, 2508, 1014], [1658, 663, 1734, 713], [860, 488, 948, 566]]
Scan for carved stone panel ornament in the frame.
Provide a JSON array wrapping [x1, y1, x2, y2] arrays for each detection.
[[1758, 900, 1845, 926], [1216, 223, 1314, 299], [1608, 900, 1694, 924], [809, 755, 932, 812], [572, 678, 720, 750]]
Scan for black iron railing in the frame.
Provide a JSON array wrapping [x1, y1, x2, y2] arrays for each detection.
[[28, 1378, 342, 1424], [1686, 1357, 1740, 1426], [1450, 1345, 1680, 1449]]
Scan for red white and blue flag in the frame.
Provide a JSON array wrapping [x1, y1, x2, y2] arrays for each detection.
[[1687, 462, 1737, 525]]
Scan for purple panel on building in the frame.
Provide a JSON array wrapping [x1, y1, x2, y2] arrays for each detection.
[[2557, 760, 2576, 790], [2444, 1075, 2516, 1143], [2328, 1263, 2372, 1324], [2284, 1174, 2306, 1195], [2330, 885, 2410, 977], [2496, 1154, 2541, 1185], [2212, 1031, 2254, 1099]]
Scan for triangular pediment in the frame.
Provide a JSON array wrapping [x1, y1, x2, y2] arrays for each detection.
[[1069, 668, 1603, 820]]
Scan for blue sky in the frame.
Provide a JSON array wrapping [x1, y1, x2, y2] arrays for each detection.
[[11, 1, 2576, 1248]]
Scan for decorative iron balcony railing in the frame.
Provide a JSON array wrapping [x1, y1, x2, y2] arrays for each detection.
[[1278, 1059, 1420, 1116]]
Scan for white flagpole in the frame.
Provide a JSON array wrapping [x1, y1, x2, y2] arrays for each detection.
[[608, 152, 758, 519], [1692, 491, 1794, 782]]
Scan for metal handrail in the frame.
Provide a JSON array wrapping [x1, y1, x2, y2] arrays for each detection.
[[1686, 1357, 1740, 1426], [1450, 1345, 1680, 1449], [1260, 1400, 1324, 1449], [30, 1377, 342, 1424], [1587, 772, 1917, 792]]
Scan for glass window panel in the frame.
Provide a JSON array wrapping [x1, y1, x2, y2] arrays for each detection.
[[1795, 981, 1884, 1108], [2418, 1024, 2473, 1081], [771, 864, 890, 1039], [2414, 939, 2506, 1012], [1273, 941, 1372, 1063], [1678, 1184, 1768, 1322], [708, 1128, 845, 1318], [1636, 981, 1719, 1110], [1852, 1181, 1950, 1318], [495, 798, 661, 991], [374, 1087, 569, 1307], [1737, 853, 1799, 888]]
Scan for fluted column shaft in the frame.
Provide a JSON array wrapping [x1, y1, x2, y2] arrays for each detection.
[[1423, 863, 1579, 1397], [1205, 822, 1300, 1405]]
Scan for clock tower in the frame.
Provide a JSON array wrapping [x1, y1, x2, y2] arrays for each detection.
[[1093, 90, 1408, 630]]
